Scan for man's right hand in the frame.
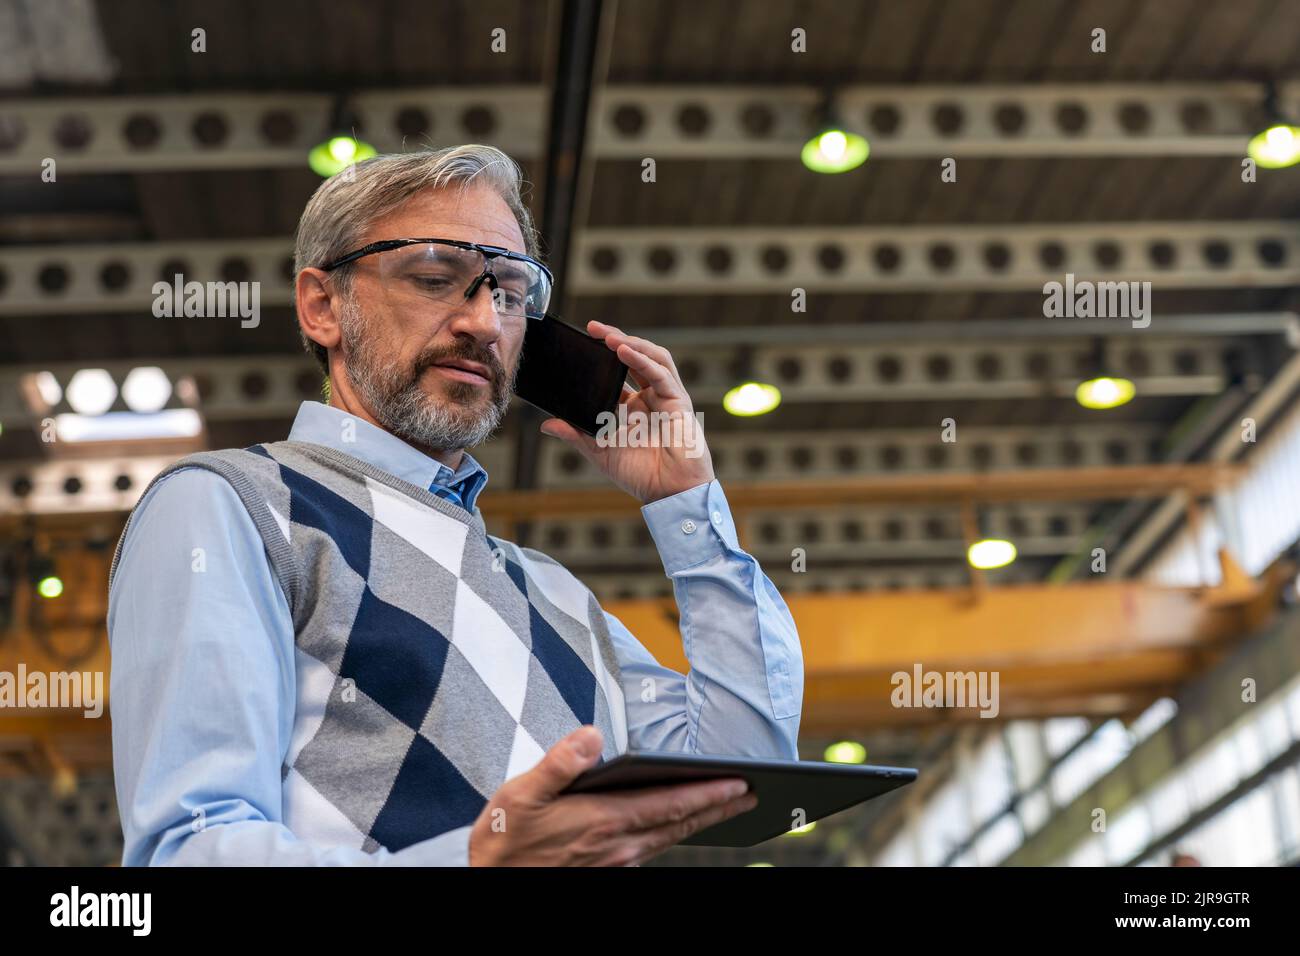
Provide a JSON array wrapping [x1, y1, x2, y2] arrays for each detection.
[[467, 725, 758, 866]]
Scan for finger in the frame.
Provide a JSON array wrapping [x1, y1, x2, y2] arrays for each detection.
[[615, 334, 680, 379], [624, 792, 760, 864], [519, 726, 605, 802], [616, 344, 683, 399], [590, 323, 680, 380], [604, 777, 750, 831]]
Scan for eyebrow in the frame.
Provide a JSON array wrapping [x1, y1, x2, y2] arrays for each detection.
[[491, 262, 532, 284]]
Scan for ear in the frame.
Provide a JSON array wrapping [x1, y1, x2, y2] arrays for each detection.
[[295, 267, 343, 356]]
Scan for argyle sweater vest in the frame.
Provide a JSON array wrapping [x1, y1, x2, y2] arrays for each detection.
[[109, 440, 628, 854]]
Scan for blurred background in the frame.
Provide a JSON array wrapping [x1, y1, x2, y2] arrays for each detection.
[[2, 0, 1300, 867]]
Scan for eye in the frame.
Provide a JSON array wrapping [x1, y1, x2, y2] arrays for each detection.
[[494, 286, 527, 308], [412, 274, 456, 290]]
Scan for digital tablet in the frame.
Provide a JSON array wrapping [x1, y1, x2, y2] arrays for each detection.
[[563, 751, 918, 847]]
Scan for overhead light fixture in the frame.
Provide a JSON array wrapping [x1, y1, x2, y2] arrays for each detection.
[[1076, 375, 1136, 410], [824, 741, 867, 764], [1075, 339, 1135, 410], [37, 575, 64, 599], [34, 371, 62, 407], [968, 537, 1017, 570], [965, 505, 1016, 570], [723, 346, 782, 417], [28, 552, 63, 599], [1248, 81, 1300, 169], [310, 97, 377, 177], [723, 381, 782, 417], [802, 93, 869, 173], [65, 368, 117, 415], [54, 409, 202, 442], [27, 368, 203, 443], [121, 366, 172, 413]]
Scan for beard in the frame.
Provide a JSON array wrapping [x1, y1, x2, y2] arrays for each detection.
[[337, 296, 517, 452]]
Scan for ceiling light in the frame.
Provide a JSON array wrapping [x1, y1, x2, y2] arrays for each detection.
[[37, 575, 64, 599], [1249, 82, 1300, 169], [65, 368, 117, 415], [723, 381, 781, 417], [1075, 338, 1135, 410], [802, 126, 870, 173], [121, 366, 172, 412], [1076, 375, 1135, 410], [54, 409, 202, 443], [824, 741, 867, 764], [34, 371, 62, 406], [310, 135, 377, 177], [968, 538, 1017, 570], [1248, 122, 1300, 169], [310, 99, 377, 178]]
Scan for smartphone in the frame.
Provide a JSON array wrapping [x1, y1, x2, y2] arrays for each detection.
[[513, 314, 628, 437]]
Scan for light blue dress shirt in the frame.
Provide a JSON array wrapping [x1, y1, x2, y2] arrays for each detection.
[[107, 400, 803, 866]]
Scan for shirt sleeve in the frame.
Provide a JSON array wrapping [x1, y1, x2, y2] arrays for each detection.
[[603, 479, 803, 759], [107, 467, 473, 866]]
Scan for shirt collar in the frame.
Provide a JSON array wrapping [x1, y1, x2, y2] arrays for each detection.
[[285, 401, 490, 512]]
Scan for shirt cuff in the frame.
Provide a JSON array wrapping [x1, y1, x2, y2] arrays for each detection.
[[640, 479, 741, 575], [394, 823, 472, 866]]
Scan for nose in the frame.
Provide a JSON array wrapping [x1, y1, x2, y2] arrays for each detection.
[[447, 270, 505, 343]]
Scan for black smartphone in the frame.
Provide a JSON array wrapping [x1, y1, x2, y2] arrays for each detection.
[[513, 314, 628, 437]]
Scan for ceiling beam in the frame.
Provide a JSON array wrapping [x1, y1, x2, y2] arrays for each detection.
[[0, 82, 1293, 173], [513, 0, 612, 506], [478, 464, 1241, 521], [0, 336, 1247, 430], [0, 459, 1238, 520], [2, 221, 1295, 315]]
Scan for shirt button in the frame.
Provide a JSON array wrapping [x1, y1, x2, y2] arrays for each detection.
[[711, 510, 723, 525], [681, 518, 697, 534]]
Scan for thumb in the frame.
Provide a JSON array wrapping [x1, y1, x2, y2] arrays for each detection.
[[521, 725, 604, 802]]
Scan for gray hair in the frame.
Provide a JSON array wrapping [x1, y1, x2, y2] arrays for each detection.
[[292, 144, 541, 374]]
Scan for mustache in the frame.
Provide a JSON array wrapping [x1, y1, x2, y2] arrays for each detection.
[[414, 344, 506, 384]]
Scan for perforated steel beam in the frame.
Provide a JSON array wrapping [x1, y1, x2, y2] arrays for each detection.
[[0, 426, 1166, 516], [543, 423, 1171, 486], [518, 502, 1096, 573], [0, 87, 545, 174], [573, 221, 1300, 294], [0, 83, 1292, 173], [590, 83, 1298, 159], [0, 340, 1236, 431], [3, 222, 1293, 316], [0, 454, 1236, 521]]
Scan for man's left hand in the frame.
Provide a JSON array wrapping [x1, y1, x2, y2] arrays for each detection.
[[538, 320, 715, 505]]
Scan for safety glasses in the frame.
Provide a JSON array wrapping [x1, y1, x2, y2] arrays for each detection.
[[320, 238, 553, 319]]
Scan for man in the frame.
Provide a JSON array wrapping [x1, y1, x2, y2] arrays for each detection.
[[108, 144, 803, 866]]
